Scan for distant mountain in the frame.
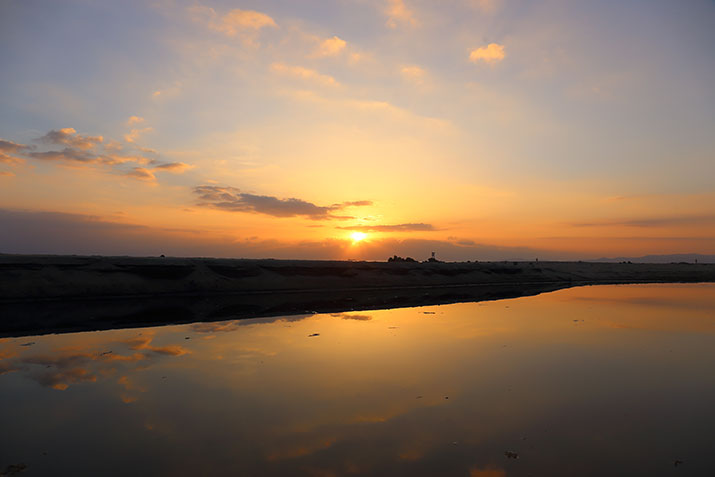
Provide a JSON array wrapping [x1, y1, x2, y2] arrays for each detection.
[[593, 254, 715, 264]]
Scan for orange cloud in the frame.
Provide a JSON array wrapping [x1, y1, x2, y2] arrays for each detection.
[[271, 63, 338, 87], [400, 65, 426, 85], [126, 116, 145, 126], [192, 6, 277, 45], [385, 0, 419, 28], [124, 127, 153, 143], [469, 43, 505, 64], [314, 36, 347, 57]]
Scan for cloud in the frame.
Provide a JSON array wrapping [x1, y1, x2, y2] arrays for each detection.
[[37, 127, 104, 149], [124, 127, 154, 143], [152, 81, 182, 100], [400, 65, 426, 85], [29, 147, 99, 163], [271, 63, 339, 87], [152, 162, 193, 173], [192, 6, 277, 45], [0, 139, 28, 154], [0, 139, 28, 166], [126, 116, 145, 126], [3, 128, 192, 182], [193, 185, 369, 220], [282, 90, 452, 131], [338, 223, 435, 232], [385, 0, 419, 28], [122, 162, 192, 182], [215, 8, 277, 34], [469, 43, 505, 64], [9, 208, 696, 261], [124, 167, 156, 182], [569, 214, 715, 228], [314, 36, 347, 57]]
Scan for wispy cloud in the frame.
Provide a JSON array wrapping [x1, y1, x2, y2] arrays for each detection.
[[124, 127, 154, 143], [400, 65, 426, 85], [570, 214, 715, 228], [191, 5, 277, 45], [271, 63, 339, 87], [193, 185, 370, 220], [338, 223, 435, 232]]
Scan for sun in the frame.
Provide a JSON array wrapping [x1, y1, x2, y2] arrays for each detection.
[[350, 231, 368, 243]]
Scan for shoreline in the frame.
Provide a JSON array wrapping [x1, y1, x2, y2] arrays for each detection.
[[1, 254, 714, 337]]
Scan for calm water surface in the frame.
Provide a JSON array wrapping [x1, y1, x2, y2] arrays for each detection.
[[1, 283, 714, 476]]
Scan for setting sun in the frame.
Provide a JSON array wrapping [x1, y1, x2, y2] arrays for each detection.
[[350, 231, 368, 243]]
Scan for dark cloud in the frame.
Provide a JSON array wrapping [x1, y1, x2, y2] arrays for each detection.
[[570, 214, 715, 228], [36, 128, 103, 150], [0, 139, 29, 153], [0, 139, 30, 166], [29, 147, 99, 163], [338, 223, 435, 232], [7, 208, 708, 261], [194, 185, 369, 220], [152, 162, 192, 172], [124, 167, 156, 181], [1, 129, 192, 182]]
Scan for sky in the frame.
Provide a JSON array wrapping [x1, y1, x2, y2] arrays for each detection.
[[1, 0, 714, 261]]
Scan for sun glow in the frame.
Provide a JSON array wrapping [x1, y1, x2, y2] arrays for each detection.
[[350, 231, 368, 243]]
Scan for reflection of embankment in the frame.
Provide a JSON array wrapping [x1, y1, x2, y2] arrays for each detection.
[[0, 283, 569, 337]]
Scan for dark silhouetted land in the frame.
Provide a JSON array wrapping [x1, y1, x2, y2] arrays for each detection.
[[1, 254, 713, 337]]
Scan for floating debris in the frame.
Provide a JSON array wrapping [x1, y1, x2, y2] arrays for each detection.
[[185, 337, 191, 340], [416, 396, 423, 399], [99, 351, 113, 356], [20, 342, 35, 347], [674, 460, 683, 467], [422, 311, 436, 315], [308, 333, 320, 337], [504, 451, 519, 459]]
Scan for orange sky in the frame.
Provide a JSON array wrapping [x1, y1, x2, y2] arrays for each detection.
[[0, 0, 714, 260]]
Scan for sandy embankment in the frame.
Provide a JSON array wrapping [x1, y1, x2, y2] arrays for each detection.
[[2, 255, 714, 301], [0, 255, 713, 337]]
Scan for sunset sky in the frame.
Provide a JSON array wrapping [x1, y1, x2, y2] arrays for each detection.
[[1, 0, 714, 260]]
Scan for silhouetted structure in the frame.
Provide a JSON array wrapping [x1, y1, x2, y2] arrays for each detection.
[[387, 255, 416, 263]]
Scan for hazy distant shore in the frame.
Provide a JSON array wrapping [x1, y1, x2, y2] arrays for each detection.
[[1, 254, 714, 337]]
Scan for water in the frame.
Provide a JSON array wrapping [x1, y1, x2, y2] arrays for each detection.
[[1, 283, 714, 476]]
